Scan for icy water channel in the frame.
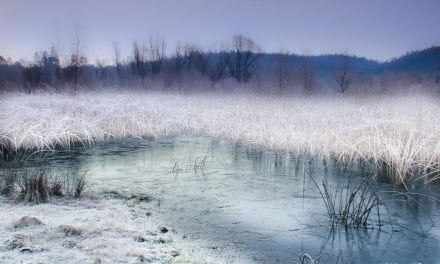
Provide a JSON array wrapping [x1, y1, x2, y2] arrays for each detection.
[[21, 137, 440, 263]]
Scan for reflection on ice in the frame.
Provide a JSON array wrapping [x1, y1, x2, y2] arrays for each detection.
[[3, 136, 440, 263]]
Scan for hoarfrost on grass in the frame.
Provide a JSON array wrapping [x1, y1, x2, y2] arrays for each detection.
[[0, 197, 173, 264], [0, 195, 256, 264], [1, 90, 440, 183]]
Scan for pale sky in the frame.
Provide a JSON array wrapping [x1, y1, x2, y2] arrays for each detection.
[[1, 0, 439, 64]]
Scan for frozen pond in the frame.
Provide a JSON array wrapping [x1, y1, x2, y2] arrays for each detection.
[[13, 137, 440, 263]]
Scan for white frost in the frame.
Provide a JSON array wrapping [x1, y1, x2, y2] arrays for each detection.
[[1, 90, 439, 182]]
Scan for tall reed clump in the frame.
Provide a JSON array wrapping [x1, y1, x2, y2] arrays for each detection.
[[0, 165, 87, 203], [1, 90, 439, 184], [347, 125, 440, 187], [308, 172, 386, 228]]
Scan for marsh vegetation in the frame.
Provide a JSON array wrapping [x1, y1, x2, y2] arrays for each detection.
[[1, 90, 440, 185], [1, 1, 439, 262], [1, 136, 439, 263]]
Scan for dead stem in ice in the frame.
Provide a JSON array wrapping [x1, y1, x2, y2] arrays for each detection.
[[307, 171, 387, 228]]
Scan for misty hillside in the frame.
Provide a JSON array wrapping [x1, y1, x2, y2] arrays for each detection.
[[1, 45, 440, 93], [259, 46, 440, 76], [384, 46, 440, 75], [2, 46, 439, 76], [259, 53, 381, 74]]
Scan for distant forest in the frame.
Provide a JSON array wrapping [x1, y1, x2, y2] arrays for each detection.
[[1, 34, 440, 94]]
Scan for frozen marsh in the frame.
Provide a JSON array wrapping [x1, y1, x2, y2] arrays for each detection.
[[1, 90, 440, 183]]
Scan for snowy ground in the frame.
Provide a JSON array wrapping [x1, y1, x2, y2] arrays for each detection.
[[0, 192, 255, 264], [0, 196, 176, 264]]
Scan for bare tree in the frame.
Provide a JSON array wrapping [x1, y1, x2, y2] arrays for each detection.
[[207, 50, 227, 82], [95, 59, 107, 84], [22, 53, 43, 92], [301, 56, 315, 92], [113, 42, 121, 67], [38, 49, 58, 86], [183, 43, 207, 75], [132, 41, 146, 82], [226, 34, 261, 82], [68, 25, 87, 90], [275, 52, 294, 93], [113, 41, 122, 84], [71, 26, 81, 86], [335, 54, 351, 93], [49, 46, 61, 86], [173, 43, 185, 74], [147, 35, 166, 76]]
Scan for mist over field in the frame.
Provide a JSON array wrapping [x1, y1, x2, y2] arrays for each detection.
[[2, 89, 440, 185], [1, 38, 440, 95], [1, 1, 440, 264]]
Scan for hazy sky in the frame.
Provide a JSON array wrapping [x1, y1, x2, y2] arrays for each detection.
[[1, 0, 439, 64]]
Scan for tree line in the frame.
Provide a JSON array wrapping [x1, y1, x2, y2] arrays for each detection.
[[1, 34, 439, 94], [1, 34, 268, 93]]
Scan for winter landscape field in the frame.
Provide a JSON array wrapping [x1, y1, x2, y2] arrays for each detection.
[[1, 89, 440, 263], [2, 89, 440, 184], [2, 1, 440, 263]]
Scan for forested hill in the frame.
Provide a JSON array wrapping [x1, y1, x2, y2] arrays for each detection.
[[258, 46, 440, 76], [1, 45, 439, 92], [383, 46, 440, 75]]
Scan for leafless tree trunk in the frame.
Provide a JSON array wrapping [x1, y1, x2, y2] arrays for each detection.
[[132, 41, 145, 83], [208, 51, 227, 82], [226, 34, 261, 83], [302, 56, 314, 92], [49, 46, 61, 87], [275, 52, 293, 93], [95, 59, 107, 85], [183, 44, 207, 75], [173, 43, 185, 74], [147, 35, 166, 76], [113, 42, 122, 84], [71, 25, 82, 90], [335, 54, 351, 93]]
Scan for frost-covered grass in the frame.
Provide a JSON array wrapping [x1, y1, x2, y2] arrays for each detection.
[[0, 192, 255, 264], [0, 197, 175, 264], [1, 89, 440, 184]]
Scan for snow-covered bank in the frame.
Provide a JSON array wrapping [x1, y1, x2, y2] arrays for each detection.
[[0, 196, 179, 264], [0, 191, 257, 264], [1, 90, 440, 183]]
